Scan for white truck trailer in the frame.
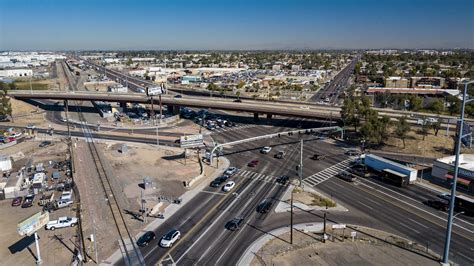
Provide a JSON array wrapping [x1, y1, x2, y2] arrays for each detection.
[[364, 154, 417, 187]]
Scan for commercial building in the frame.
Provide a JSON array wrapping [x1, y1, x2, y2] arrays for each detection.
[[384, 76, 409, 88], [411, 77, 445, 89], [0, 69, 33, 78], [366, 87, 458, 96], [432, 154, 474, 194]]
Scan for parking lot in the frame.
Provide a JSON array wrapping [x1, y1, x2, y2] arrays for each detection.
[[0, 140, 80, 265]]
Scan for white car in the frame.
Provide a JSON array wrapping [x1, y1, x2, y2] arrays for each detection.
[[224, 167, 239, 176], [60, 191, 72, 201], [45, 216, 77, 230], [223, 181, 236, 192], [260, 146, 272, 154], [160, 229, 181, 248]]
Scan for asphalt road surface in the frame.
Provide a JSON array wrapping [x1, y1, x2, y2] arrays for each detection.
[[310, 56, 359, 104]]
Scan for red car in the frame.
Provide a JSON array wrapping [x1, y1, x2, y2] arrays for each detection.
[[248, 160, 259, 167], [11, 197, 22, 207]]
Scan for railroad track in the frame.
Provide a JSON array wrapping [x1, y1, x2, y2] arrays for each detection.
[[61, 60, 144, 265]]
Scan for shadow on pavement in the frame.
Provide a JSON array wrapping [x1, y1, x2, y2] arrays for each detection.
[[8, 234, 35, 254]]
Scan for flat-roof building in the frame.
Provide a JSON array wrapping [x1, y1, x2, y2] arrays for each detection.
[[432, 154, 474, 195]]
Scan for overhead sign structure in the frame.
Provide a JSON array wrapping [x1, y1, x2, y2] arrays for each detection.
[[180, 134, 204, 148], [18, 212, 50, 236], [146, 87, 164, 97]]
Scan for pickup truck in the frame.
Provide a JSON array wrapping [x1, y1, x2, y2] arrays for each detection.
[[45, 216, 77, 230]]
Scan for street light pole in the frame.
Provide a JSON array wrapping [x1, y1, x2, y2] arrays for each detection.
[[290, 186, 294, 245], [442, 81, 473, 264]]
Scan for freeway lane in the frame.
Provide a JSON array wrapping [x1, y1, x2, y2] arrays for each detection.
[[310, 56, 359, 104]]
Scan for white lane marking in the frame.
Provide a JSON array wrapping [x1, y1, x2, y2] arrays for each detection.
[[361, 178, 474, 227], [200, 190, 226, 196], [196, 179, 270, 263], [398, 222, 420, 234], [457, 252, 474, 262], [175, 175, 260, 263], [215, 184, 280, 265], [357, 182, 474, 234], [408, 218, 429, 229], [364, 197, 382, 206], [357, 201, 374, 210]]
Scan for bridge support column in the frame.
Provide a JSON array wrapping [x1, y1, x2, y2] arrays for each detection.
[[253, 113, 259, 121], [119, 102, 127, 112], [172, 106, 180, 115]]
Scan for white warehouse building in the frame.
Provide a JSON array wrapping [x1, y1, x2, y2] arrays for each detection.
[[432, 154, 474, 194], [0, 69, 33, 78]]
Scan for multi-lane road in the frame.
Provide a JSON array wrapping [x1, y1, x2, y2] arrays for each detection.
[[94, 115, 473, 266], [20, 59, 474, 265], [310, 56, 359, 104]]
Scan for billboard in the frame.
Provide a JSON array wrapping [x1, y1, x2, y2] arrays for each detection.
[[17, 212, 50, 236], [146, 87, 164, 96], [180, 134, 204, 148]]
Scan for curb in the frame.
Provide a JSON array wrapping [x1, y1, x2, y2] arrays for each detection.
[[237, 223, 324, 266]]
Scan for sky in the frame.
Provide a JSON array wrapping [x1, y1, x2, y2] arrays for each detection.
[[0, 0, 473, 50]]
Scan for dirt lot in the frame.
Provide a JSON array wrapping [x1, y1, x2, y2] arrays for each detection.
[[0, 141, 79, 266], [74, 141, 203, 264], [251, 226, 439, 266], [8, 98, 46, 126]]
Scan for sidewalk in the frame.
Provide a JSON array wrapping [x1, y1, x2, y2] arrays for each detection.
[[237, 223, 324, 266], [102, 157, 230, 265]]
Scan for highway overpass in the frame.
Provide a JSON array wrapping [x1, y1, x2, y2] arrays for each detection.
[[9, 90, 341, 120], [9, 90, 468, 123]]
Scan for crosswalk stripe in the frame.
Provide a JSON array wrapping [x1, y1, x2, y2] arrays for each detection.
[[303, 158, 354, 187]]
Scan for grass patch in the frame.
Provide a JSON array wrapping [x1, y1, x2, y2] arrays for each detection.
[[14, 81, 49, 90], [310, 193, 336, 207]]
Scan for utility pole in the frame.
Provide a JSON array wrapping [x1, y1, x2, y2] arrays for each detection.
[[150, 95, 155, 125], [323, 203, 328, 243], [442, 81, 474, 264], [34, 232, 42, 265], [299, 138, 303, 184], [290, 187, 294, 245]]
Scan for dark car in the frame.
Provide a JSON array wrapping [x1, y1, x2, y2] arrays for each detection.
[[345, 149, 361, 156], [349, 165, 369, 178], [424, 200, 448, 211], [276, 175, 290, 185], [275, 151, 285, 159], [248, 160, 259, 167], [256, 200, 273, 214], [21, 195, 35, 208], [137, 231, 156, 247], [174, 95, 183, 98], [39, 141, 52, 147], [11, 197, 22, 207], [210, 179, 223, 187], [337, 171, 357, 182], [233, 99, 242, 103], [225, 217, 245, 231], [310, 154, 326, 160]]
